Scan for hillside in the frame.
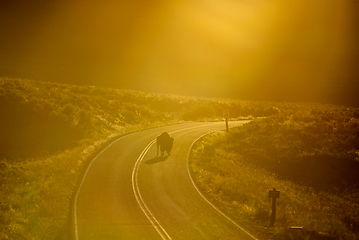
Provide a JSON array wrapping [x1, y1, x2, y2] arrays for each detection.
[[0, 77, 278, 239], [190, 104, 359, 239], [0, 78, 280, 160], [2, 77, 358, 239]]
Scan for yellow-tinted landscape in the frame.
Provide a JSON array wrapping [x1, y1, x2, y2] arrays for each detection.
[[1, 1, 359, 239]]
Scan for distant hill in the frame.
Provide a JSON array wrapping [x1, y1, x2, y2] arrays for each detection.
[[0, 77, 280, 159], [1, 77, 358, 240]]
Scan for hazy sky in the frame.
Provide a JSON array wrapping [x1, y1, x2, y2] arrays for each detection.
[[1, 0, 358, 106]]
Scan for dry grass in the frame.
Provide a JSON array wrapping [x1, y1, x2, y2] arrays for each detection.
[[2, 78, 358, 239], [189, 111, 359, 239], [1, 78, 281, 239]]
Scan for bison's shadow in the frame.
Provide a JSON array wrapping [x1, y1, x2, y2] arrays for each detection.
[[145, 156, 169, 164]]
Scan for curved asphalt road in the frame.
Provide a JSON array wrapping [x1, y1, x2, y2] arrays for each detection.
[[73, 121, 257, 240]]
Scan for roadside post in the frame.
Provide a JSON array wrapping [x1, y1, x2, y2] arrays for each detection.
[[268, 188, 280, 227], [223, 109, 229, 132]]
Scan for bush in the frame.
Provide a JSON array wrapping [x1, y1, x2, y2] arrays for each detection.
[[189, 103, 359, 239], [182, 104, 216, 120]]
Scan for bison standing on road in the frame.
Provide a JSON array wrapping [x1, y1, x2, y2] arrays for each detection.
[[156, 132, 174, 156]]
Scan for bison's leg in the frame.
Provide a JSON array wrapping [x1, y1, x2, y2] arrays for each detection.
[[164, 148, 170, 156], [156, 138, 160, 156]]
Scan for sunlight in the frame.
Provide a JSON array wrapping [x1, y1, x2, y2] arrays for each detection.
[[119, 0, 281, 95], [11, 0, 357, 102], [107, 0, 355, 99]]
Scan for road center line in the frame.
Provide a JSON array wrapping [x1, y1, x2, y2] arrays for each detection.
[[132, 139, 172, 240], [131, 123, 223, 240], [74, 122, 227, 239]]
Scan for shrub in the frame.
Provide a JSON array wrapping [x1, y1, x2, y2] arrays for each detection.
[[189, 104, 359, 239], [182, 104, 216, 120]]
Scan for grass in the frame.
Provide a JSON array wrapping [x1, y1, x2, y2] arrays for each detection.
[[0, 77, 280, 239], [1, 123, 172, 239], [1, 77, 358, 239], [189, 106, 359, 239]]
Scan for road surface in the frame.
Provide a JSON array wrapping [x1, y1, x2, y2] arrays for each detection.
[[72, 121, 257, 239]]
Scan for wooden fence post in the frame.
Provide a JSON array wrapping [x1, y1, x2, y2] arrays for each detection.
[[268, 189, 280, 227], [223, 109, 229, 132]]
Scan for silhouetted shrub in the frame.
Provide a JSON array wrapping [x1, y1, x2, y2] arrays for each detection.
[[182, 104, 216, 120]]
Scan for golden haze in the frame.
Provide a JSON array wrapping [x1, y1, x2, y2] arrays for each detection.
[[0, 0, 358, 104]]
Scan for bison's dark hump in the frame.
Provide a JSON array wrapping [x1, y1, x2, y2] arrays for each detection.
[[160, 132, 170, 138]]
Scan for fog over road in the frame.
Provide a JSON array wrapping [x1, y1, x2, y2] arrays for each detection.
[[72, 121, 256, 240]]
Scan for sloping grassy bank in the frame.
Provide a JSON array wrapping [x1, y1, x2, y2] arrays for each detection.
[[1, 124, 168, 240], [189, 104, 359, 239], [0, 77, 280, 239]]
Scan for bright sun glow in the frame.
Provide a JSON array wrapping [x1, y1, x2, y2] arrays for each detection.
[[1, 0, 357, 103]]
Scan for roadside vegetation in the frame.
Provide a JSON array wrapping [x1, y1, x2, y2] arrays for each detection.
[[3, 77, 358, 239], [189, 104, 359, 239], [0, 77, 279, 239]]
